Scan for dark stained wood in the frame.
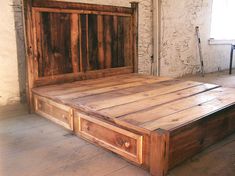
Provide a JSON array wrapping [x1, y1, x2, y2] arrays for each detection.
[[32, 0, 133, 14], [34, 67, 134, 87], [112, 16, 118, 68], [130, 2, 139, 73], [103, 16, 112, 68], [88, 14, 99, 70], [22, 0, 35, 112], [97, 15, 105, 69], [117, 17, 125, 67], [25, 2, 137, 91], [80, 14, 88, 72], [71, 13, 80, 73], [123, 17, 132, 66], [38, 12, 73, 77]]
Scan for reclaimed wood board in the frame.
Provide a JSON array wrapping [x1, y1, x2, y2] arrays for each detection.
[[32, 73, 235, 176], [23, 1, 235, 176], [22, 0, 138, 110]]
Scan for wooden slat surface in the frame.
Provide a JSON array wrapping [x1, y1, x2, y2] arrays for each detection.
[[32, 74, 235, 132]]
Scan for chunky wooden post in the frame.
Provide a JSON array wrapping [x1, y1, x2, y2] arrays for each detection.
[[150, 129, 170, 176], [22, 0, 35, 113], [130, 2, 139, 73]]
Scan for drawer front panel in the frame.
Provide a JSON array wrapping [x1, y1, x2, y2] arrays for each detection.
[[34, 95, 73, 130], [76, 112, 143, 164]]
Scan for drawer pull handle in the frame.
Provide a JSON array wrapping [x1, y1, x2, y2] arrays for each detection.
[[62, 114, 67, 120], [84, 125, 90, 131], [124, 141, 131, 148]]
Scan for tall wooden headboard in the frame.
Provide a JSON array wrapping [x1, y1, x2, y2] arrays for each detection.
[[22, 0, 138, 110]]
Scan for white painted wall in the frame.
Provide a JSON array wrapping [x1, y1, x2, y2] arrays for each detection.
[[160, 0, 231, 77], [0, 0, 20, 105]]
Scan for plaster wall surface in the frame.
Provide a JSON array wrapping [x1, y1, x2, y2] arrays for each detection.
[[0, 0, 21, 106], [160, 0, 231, 77]]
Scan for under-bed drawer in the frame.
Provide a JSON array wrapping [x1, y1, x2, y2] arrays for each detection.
[[75, 112, 143, 164], [34, 95, 73, 130]]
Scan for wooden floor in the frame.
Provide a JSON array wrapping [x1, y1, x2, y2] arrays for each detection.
[[0, 103, 234, 176]]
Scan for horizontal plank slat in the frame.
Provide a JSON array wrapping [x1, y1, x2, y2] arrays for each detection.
[[32, 0, 133, 14], [99, 83, 219, 118], [141, 88, 235, 131], [85, 81, 203, 110], [56, 77, 173, 100], [120, 87, 230, 126], [34, 67, 134, 87]]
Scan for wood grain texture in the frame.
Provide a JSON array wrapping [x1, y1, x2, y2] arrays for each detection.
[[168, 105, 235, 169], [75, 112, 143, 164], [32, 74, 235, 176], [71, 13, 80, 73], [22, 0, 35, 112], [32, 0, 133, 14], [150, 130, 169, 176], [24, 1, 137, 95]]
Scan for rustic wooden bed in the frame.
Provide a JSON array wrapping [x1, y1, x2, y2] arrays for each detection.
[[23, 1, 235, 176]]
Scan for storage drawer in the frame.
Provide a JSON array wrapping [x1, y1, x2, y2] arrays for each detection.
[[75, 112, 143, 164], [34, 95, 73, 130]]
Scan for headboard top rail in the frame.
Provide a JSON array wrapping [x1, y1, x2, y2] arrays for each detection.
[[32, 0, 134, 14]]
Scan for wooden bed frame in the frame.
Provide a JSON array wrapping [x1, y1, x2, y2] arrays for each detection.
[[22, 1, 235, 176]]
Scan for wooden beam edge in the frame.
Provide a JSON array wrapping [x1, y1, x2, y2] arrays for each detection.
[[150, 129, 170, 176]]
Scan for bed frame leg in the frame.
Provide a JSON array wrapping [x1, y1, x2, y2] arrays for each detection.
[[150, 129, 169, 176]]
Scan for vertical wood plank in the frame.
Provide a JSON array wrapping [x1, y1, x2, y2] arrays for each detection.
[[40, 12, 72, 76], [103, 16, 112, 68], [97, 15, 105, 69], [112, 16, 118, 68], [88, 14, 98, 70], [131, 2, 139, 73], [80, 14, 88, 72], [123, 17, 132, 66], [59, 13, 72, 74], [86, 14, 90, 70], [32, 10, 40, 79], [22, 0, 35, 112], [117, 17, 124, 67], [150, 129, 169, 176], [71, 13, 79, 73], [78, 14, 83, 72], [42, 13, 51, 76]]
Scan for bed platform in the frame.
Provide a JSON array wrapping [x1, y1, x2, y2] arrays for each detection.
[[32, 74, 235, 176], [22, 1, 235, 176]]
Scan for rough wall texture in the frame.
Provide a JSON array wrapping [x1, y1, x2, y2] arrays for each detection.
[[0, 0, 24, 106], [160, 0, 231, 77]]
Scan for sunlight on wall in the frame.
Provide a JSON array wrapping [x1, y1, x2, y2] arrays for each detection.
[[211, 0, 235, 40]]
